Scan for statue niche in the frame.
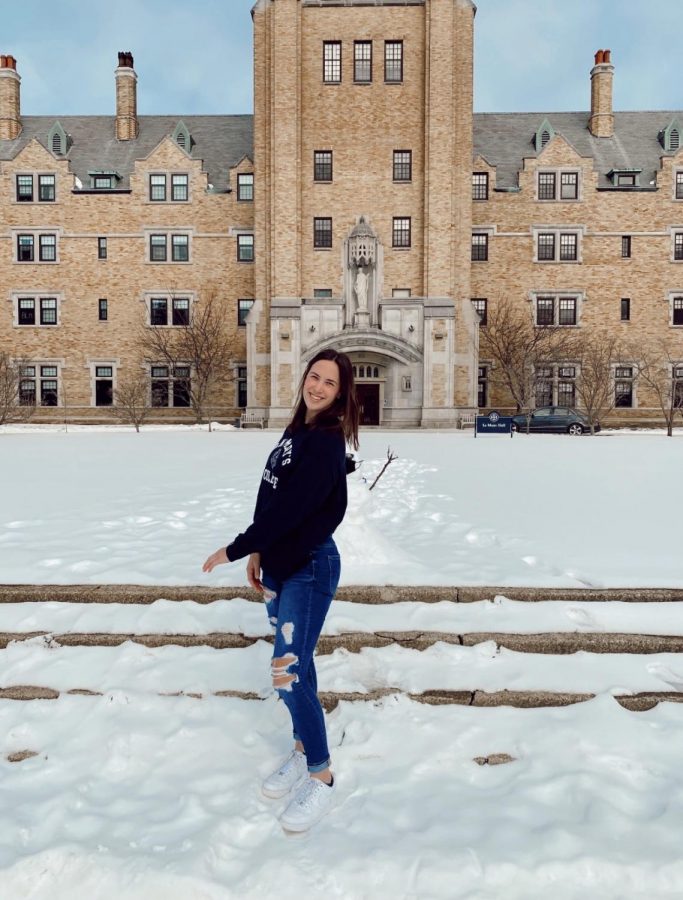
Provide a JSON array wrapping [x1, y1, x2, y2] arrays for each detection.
[[344, 215, 381, 328]]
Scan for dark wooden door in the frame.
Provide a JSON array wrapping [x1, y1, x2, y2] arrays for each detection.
[[357, 383, 380, 425]]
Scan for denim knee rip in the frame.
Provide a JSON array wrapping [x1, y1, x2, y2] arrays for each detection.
[[271, 653, 299, 692]]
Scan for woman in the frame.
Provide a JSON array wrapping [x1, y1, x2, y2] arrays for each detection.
[[203, 348, 359, 832]]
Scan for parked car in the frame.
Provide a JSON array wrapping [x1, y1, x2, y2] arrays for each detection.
[[511, 407, 600, 435]]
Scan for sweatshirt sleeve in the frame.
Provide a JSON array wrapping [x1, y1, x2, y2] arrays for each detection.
[[226, 431, 342, 562]]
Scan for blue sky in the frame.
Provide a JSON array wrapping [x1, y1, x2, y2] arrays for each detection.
[[4, 0, 682, 116]]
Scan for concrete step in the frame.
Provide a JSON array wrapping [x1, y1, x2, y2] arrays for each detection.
[[2, 585, 683, 604]]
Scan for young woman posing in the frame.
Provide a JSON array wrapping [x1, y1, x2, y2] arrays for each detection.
[[202, 348, 359, 831]]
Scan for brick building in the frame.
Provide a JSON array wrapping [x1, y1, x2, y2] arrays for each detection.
[[2, 1, 683, 427]]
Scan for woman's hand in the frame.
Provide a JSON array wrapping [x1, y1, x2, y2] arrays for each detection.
[[246, 552, 263, 592], [202, 547, 230, 574]]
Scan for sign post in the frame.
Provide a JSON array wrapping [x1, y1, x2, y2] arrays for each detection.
[[475, 411, 514, 438]]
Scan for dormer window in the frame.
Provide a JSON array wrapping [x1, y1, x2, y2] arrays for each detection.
[[608, 169, 641, 188], [94, 175, 112, 190], [662, 119, 683, 152], [172, 121, 192, 153], [48, 121, 68, 157]]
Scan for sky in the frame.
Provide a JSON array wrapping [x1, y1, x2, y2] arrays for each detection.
[[2, 0, 683, 117]]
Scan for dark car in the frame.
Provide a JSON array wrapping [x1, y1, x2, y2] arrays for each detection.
[[511, 406, 600, 435]]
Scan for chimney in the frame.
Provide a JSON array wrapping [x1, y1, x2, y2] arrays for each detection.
[[115, 51, 138, 140], [589, 49, 614, 138], [0, 55, 21, 140]]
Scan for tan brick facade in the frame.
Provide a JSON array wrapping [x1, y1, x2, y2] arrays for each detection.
[[1, 3, 682, 427]]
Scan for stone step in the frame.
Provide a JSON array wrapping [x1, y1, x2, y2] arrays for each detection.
[[2, 585, 683, 604], [1, 684, 680, 712], [3, 629, 683, 654]]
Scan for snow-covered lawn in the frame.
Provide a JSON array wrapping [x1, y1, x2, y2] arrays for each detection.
[[1, 425, 683, 898], [1, 424, 681, 588]]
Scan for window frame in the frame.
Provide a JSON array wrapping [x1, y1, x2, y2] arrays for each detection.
[[384, 40, 403, 84], [149, 173, 167, 202], [620, 298, 631, 322], [392, 216, 411, 249], [17, 233, 35, 262], [621, 235, 632, 258], [354, 40, 372, 83], [472, 172, 489, 201], [676, 171, 683, 201], [471, 298, 487, 326], [99, 298, 108, 322], [323, 41, 342, 84], [236, 172, 254, 202], [171, 233, 189, 262], [674, 232, 683, 261], [39, 174, 56, 202], [672, 296, 683, 326], [314, 151, 333, 183], [313, 217, 333, 249], [238, 298, 254, 326], [237, 233, 254, 262], [471, 232, 488, 261], [393, 150, 412, 183], [537, 169, 580, 202], [39, 233, 57, 262], [534, 228, 581, 263], [149, 234, 168, 262], [534, 294, 580, 327], [94, 366, 114, 407], [171, 173, 189, 202], [16, 174, 34, 202], [98, 237, 108, 260], [614, 365, 634, 408]]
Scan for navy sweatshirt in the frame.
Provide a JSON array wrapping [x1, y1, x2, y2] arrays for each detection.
[[226, 423, 348, 580]]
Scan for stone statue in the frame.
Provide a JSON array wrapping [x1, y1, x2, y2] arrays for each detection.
[[354, 268, 369, 311]]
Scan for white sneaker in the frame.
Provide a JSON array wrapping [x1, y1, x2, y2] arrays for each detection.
[[261, 750, 308, 799], [279, 776, 336, 832]]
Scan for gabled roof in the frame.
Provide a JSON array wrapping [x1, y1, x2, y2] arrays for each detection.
[[0, 115, 253, 192], [474, 110, 683, 189]]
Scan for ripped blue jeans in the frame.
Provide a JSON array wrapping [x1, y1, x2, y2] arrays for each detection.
[[262, 538, 340, 773]]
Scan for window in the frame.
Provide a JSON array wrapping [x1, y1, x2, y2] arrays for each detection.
[[151, 366, 191, 408], [676, 172, 683, 200], [354, 41, 372, 83], [171, 234, 189, 262], [621, 298, 630, 322], [535, 295, 578, 327], [237, 365, 248, 408], [393, 150, 411, 182], [559, 233, 577, 261], [537, 233, 555, 261], [17, 234, 34, 261], [15, 292, 59, 326], [471, 233, 488, 261], [673, 297, 683, 326], [314, 217, 333, 249], [95, 367, 113, 407], [615, 366, 634, 407], [172, 297, 190, 325], [21, 365, 59, 406], [617, 173, 636, 186], [314, 289, 333, 299], [98, 237, 107, 260], [535, 229, 580, 262], [323, 41, 341, 83], [538, 172, 556, 200], [560, 172, 578, 200], [558, 297, 577, 325], [675, 233, 683, 261], [392, 217, 411, 248], [674, 366, 683, 408], [472, 172, 488, 200], [172, 174, 189, 202], [149, 174, 167, 201], [536, 297, 554, 326], [16, 175, 33, 202], [237, 234, 254, 261], [93, 175, 112, 190], [402, 375, 412, 392], [535, 367, 553, 407], [392, 288, 411, 298], [314, 151, 333, 182], [622, 235, 632, 258], [150, 234, 167, 261], [151, 298, 168, 326], [478, 366, 488, 407], [384, 41, 403, 83], [16, 232, 58, 264], [99, 299, 108, 321], [237, 173, 253, 201], [39, 234, 56, 262], [238, 299, 254, 326], [471, 298, 487, 326], [39, 174, 56, 202], [558, 367, 576, 406]]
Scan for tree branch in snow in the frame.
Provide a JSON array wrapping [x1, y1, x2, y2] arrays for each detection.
[[368, 447, 398, 492]]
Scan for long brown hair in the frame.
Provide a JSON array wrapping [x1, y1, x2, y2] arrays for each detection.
[[289, 349, 360, 449]]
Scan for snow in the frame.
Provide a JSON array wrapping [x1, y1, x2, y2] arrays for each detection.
[[1, 425, 682, 588], [1, 425, 683, 897]]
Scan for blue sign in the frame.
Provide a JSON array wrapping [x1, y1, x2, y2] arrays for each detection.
[[475, 411, 513, 436]]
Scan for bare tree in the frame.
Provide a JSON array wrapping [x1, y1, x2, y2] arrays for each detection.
[[0, 353, 35, 427], [479, 297, 581, 431], [573, 332, 622, 434], [139, 286, 236, 430], [111, 370, 151, 432], [625, 339, 683, 437]]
